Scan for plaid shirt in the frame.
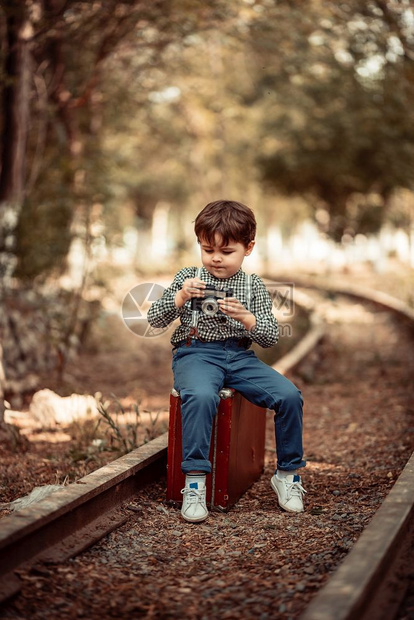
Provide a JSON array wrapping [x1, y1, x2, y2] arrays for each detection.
[[147, 266, 279, 348]]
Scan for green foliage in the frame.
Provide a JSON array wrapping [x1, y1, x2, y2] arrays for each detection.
[[96, 396, 163, 454], [1, 0, 237, 281], [250, 0, 414, 240], [15, 194, 73, 281], [13, 142, 76, 280], [67, 395, 165, 463], [2, 0, 414, 271], [96, 399, 140, 455]]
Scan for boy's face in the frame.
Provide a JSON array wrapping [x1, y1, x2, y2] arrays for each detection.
[[199, 234, 254, 279]]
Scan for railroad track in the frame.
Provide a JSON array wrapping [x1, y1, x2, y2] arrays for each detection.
[[0, 283, 413, 619]]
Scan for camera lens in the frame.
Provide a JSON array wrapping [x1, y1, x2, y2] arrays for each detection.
[[201, 297, 218, 316]]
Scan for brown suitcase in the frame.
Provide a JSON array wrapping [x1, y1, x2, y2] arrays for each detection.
[[167, 387, 266, 511]]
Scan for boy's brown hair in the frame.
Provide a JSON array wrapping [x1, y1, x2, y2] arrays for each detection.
[[194, 200, 256, 248]]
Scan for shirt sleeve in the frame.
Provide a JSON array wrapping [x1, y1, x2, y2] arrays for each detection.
[[147, 268, 191, 328], [248, 275, 279, 348]]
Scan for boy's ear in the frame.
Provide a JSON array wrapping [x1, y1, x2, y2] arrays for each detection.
[[245, 240, 255, 256]]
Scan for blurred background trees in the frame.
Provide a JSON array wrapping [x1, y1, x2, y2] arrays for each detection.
[[1, 0, 233, 283], [1, 0, 413, 283], [0, 0, 413, 407], [252, 0, 414, 242]]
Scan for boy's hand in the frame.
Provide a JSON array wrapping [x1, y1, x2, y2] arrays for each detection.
[[218, 297, 257, 331], [175, 278, 206, 307]]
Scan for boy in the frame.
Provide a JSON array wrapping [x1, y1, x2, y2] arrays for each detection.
[[147, 200, 306, 523]]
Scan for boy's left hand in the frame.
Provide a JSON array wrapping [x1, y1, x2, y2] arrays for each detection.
[[218, 297, 256, 331]]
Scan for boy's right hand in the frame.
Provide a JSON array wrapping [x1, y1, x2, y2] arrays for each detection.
[[175, 278, 206, 307]]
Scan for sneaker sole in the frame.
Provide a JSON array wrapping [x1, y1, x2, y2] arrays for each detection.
[[270, 477, 304, 514], [181, 510, 209, 523]]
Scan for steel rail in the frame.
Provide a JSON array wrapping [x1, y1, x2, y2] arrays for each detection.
[[0, 289, 323, 604], [301, 451, 414, 620], [296, 283, 414, 620], [0, 435, 167, 602], [268, 274, 414, 324], [0, 284, 413, 618]]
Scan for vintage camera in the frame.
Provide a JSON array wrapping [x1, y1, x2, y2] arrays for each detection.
[[191, 285, 233, 317]]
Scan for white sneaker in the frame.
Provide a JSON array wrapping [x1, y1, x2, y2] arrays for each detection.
[[181, 476, 208, 523], [271, 473, 306, 513]]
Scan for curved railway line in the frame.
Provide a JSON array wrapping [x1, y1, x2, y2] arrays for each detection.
[[0, 282, 413, 619]]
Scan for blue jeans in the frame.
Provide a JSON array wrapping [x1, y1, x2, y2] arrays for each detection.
[[172, 338, 306, 475]]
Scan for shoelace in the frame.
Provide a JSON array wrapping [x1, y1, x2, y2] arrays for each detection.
[[180, 486, 206, 505], [285, 480, 307, 501]]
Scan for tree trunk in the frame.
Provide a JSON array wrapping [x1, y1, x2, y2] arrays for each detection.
[[0, 2, 33, 421], [0, 3, 32, 282]]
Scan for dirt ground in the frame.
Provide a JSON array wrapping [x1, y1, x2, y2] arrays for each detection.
[[1, 286, 414, 619], [0, 312, 174, 509], [0, 263, 413, 509], [0, 274, 306, 508]]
